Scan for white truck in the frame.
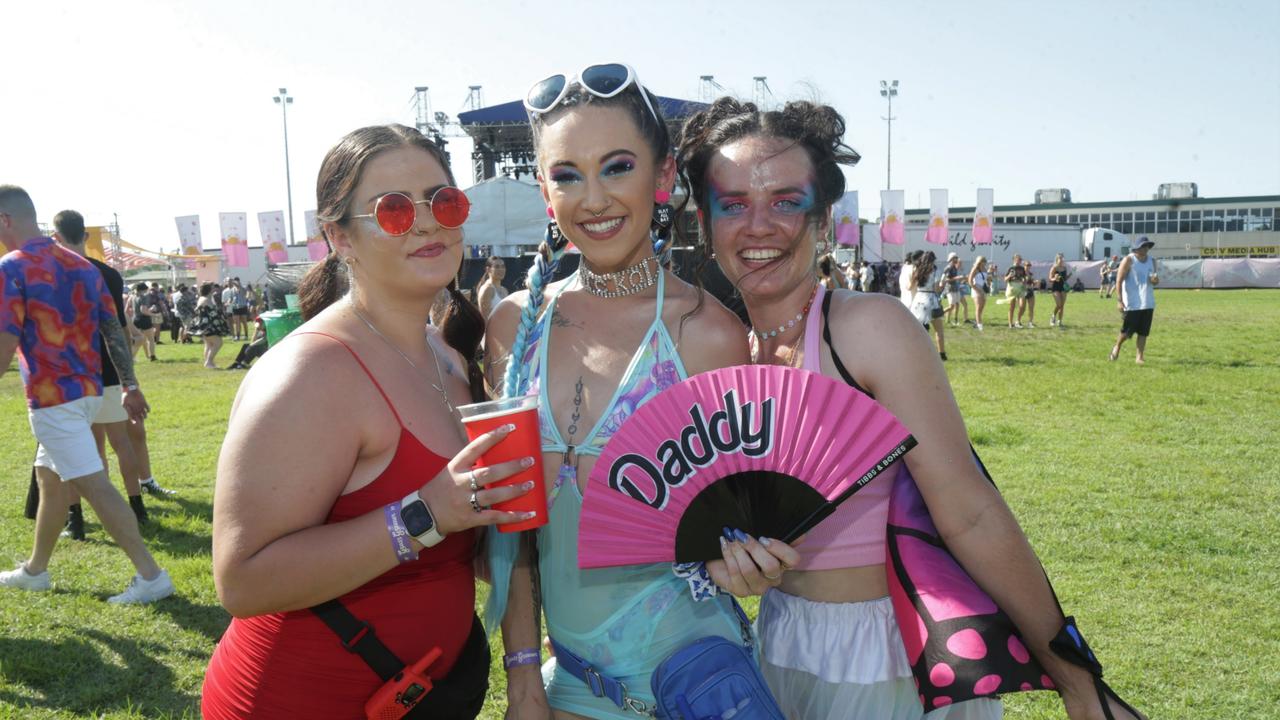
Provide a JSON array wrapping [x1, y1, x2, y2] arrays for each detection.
[[865, 223, 1090, 268]]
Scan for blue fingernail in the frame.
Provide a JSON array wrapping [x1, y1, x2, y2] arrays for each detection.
[[733, 529, 750, 543], [722, 527, 733, 541]]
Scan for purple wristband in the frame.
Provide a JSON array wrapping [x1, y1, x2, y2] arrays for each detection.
[[384, 501, 417, 564], [502, 647, 540, 670]]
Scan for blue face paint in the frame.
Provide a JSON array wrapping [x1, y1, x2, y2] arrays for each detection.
[[708, 183, 816, 223], [548, 166, 584, 185]]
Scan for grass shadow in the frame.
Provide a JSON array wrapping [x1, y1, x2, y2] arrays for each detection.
[[0, 629, 197, 717]]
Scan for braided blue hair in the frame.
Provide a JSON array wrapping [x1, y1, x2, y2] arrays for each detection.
[[502, 223, 569, 398], [485, 222, 567, 634]]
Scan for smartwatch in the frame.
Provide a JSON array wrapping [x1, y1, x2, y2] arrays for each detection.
[[400, 491, 446, 549]]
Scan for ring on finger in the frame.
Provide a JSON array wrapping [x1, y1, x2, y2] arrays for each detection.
[[469, 491, 485, 513], [763, 571, 782, 581], [467, 469, 479, 492]]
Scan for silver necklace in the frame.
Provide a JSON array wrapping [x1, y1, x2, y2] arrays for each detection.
[[349, 301, 455, 415], [578, 256, 660, 299]]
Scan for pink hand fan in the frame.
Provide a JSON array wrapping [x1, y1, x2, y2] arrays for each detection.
[[579, 365, 916, 569]]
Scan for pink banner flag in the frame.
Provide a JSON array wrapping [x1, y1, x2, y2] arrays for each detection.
[[304, 210, 328, 261], [973, 188, 994, 245], [259, 210, 289, 264], [925, 189, 948, 245], [833, 191, 860, 247], [880, 190, 905, 245], [219, 212, 249, 267]]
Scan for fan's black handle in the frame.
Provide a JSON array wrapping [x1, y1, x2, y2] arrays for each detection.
[[783, 435, 919, 544]]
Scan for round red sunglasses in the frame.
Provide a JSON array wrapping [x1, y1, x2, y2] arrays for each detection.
[[349, 187, 471, 235]]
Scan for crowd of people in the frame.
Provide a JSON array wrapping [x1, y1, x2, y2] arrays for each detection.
[[4, 63, 1151, 720]]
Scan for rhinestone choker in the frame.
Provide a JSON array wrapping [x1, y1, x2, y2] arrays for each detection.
[[578, 256, 660, 298]]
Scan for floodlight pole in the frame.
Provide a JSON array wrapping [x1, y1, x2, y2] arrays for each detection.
[[273, 88, 296, 245], [880, 80, 898, 190]]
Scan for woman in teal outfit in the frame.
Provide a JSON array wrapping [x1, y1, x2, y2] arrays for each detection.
[[482, 65, 795, 719]]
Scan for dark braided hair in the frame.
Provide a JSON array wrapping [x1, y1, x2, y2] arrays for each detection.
[[676, 98, 861, 277]]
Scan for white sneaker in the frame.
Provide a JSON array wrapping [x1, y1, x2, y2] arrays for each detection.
[[975, 323, 984, 331], [0, 564, 51, 592], [1027, 322, 1036, 329], [108, 569, 174, 604]]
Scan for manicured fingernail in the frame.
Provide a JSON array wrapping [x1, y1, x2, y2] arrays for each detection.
[[758, 537, 773, 547], [503, 423, 516, 432], [522, 481, 535, 490], [733, 529, 750, 543], [719, 536, 728, 549], [521, 456, 535, 468], [523, 511, 537, 519], [721, 527, 734, 541]]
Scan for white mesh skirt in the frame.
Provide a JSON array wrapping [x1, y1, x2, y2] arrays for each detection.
[[757, 589, 1002, 720]]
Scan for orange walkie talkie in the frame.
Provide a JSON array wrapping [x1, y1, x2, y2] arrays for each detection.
[[364, 646, 443, 720]]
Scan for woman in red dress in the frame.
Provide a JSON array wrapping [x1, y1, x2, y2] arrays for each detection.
[[202, 124, 535, 719]]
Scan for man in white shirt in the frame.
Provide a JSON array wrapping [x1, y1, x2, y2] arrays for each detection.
[[1109, 237, 1160, 364]]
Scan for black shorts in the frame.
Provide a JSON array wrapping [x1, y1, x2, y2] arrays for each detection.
[[1121, 308, 1154, 337], [1051, 281, 1066, 293], [232, 307, 250, 317], [133, 316, 153, 331]]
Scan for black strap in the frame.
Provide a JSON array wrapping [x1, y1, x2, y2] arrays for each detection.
[[820, 291, 875, 398], [311, 599, 405, 682]]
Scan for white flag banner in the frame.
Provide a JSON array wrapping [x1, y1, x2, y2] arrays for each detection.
[[259, 211, 288, 263], [175, 215, 203, 255], [973, 188, 994, 245], [926, 189, 948, 245]]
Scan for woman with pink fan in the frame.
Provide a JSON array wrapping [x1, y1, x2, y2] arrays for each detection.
[[481, 64, 790, 719], [675, 98, 1145, 720]]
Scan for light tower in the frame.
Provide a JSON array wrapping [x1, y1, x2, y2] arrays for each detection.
[[879, 80, 898, 190]]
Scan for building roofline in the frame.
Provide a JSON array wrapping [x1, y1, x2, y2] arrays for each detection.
[[903, 194, 1280, 215]]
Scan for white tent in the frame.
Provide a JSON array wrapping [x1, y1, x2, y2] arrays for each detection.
[[463, 177, 546, 256]]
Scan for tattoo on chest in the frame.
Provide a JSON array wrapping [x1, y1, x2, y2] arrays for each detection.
[[566, 376, 584, 440], [551, 309, 583, 329]]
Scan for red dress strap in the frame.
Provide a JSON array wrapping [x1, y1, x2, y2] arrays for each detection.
[[292, 331, 403, 426]]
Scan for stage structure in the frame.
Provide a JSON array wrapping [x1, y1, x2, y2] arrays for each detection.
[[457, 95, 709, 184]]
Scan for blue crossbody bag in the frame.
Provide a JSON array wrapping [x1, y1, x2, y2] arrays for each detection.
[[550, 601, 784, 719]]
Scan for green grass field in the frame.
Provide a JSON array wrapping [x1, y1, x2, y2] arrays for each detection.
[[1, 289, 1278, 719]]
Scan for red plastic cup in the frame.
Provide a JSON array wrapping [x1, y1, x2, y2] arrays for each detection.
[[456, 395, 547, 533]]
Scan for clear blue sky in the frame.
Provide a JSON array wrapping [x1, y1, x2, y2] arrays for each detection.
[[4, 0, 1277, 252]]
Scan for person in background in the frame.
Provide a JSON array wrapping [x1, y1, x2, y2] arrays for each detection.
[[227, 317, 268, 370], [819, 253, 848, 290], [1048, 253, 1071, 328], [1018, 259, 1037, 329], [859, 260, 873, 294], [967, 255, 988, 331], [0, 185, 173, 604], [909, 250, 947, 360], [942, 252, 970, 327], [899, 249, 920, 307], [1109, 237, 1159, 364], [229, 278, 251, 340], [1004, 255, 1026, 328], [175, 284, 196, 343], [170, 284, 186, 343], [126, 282, 160, 360], [190, 282, 231, 369], [50, 210, 151, 535], [475, 255, 509, 319]]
